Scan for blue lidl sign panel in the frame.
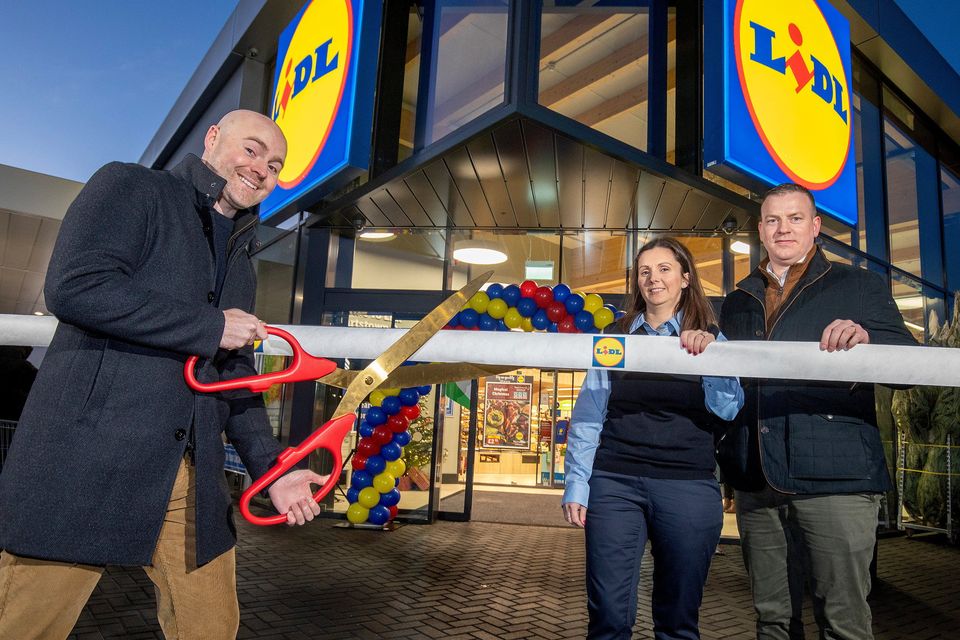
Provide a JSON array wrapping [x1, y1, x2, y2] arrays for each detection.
[[259, 0, 382, 222], [704, 0, 857, 225]]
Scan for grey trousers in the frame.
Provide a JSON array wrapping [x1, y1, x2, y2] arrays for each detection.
[[736, 487, 880, 640]]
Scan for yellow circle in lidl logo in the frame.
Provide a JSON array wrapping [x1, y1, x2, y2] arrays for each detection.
[[271, 0, 353, 189], [593, 337, 625, 369], [734, 0, 851, 189]]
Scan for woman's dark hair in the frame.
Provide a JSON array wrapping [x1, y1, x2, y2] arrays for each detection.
[[617, 237, 717, 333]]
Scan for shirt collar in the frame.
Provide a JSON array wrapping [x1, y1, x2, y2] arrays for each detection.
[[632, 310, 682, 336]]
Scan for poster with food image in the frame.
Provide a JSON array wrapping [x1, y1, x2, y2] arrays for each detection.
[[483, 377, 532, 449]]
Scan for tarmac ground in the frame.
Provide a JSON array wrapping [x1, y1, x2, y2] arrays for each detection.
[[67, 516, 960, 639]]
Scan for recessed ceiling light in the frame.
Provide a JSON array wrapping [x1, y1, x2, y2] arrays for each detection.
[[33, 311, 44, 316], [359, 231, 396, 241], [453, 240, 507, 265]]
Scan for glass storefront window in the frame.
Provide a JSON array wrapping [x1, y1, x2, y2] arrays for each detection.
[[400, 8, 423, 161], [941, 164, 960, 293], [352, 229, 447, 290], [891, 272, 926, 341], [883, 117, 923, 278], [424, 0, 509, 145], [678, 237, 724, 297], [538, 1, 657, 152], [560, 231, 630, 293], [251, 230, 297, 324], [852, 92, 869, 252], [450, 230, 561, 289]]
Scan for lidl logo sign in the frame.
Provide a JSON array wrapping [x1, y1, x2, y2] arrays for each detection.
[[592, 337, 625, 369], [705, 0, 857, 225], [259, 0, 381, 222]]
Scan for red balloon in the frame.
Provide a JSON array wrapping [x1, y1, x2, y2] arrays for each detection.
[[558, 316, 577, 333], [356, 438, 380, 456], [387, 414, 410, 433], [520, 280, 538, 298], [401, 404, 420, 420], [351, 454, 368, 470], [372, 425, 393, 445], [388, 505, 399, 520], [547, 301, 566, 323], [534, 286, 554, 308]]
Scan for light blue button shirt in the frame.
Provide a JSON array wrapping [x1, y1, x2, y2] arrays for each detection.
[[561, 313, 744, 507]]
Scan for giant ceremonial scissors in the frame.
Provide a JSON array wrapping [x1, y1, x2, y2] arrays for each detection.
[[184, 271, 510, 525]]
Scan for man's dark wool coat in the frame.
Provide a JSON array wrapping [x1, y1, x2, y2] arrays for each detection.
[[0, 154, 282, 566], [717, 245, 918, 495]]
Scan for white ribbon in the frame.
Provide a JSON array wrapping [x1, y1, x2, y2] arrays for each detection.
[[3, 314, 955, 386]]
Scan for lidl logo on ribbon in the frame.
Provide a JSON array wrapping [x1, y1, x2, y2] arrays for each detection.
[[704, 0, 857, 225], [259, 0, 381, 222], [593, 337, 625, 369]]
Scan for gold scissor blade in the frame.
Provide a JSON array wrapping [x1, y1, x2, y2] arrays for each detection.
[[380, 363, 519, 388], [332, 270, 494, 416]]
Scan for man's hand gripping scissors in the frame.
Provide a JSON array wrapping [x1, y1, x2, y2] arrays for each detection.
[[183, 272, 500, 525]]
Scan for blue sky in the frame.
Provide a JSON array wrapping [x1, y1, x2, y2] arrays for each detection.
[[0, 1, 238, 182], [0, 0, 958, 184]]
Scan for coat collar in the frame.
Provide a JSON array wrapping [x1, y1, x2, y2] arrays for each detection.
[[170, 153, 260, 244], [737, 243, 832, 300]]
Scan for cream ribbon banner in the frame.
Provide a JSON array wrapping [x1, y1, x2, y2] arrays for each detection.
[[2, 315, 957, 387]]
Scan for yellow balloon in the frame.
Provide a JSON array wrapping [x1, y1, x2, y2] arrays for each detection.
[[468, 291, 490, 314], [373, 472, 396, 493], [521, 317, 534, 332], [347, 502, 370, 524], [584, 293, 604, 313], [386, 459, 406, 478], [487, 298, 508, 320], [358, 486, 380, 508], [380, 388, 400, 398], [504, 308, 522, 329], [593, 307, 615, 330], [369, 390, 386, 407]]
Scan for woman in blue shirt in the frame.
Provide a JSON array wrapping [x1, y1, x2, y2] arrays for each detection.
[[562, 237, 744, 640]]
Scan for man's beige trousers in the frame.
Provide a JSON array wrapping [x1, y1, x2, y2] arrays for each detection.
[[0, 458, 239, 640]]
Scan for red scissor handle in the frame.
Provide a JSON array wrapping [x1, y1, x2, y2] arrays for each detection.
[[184, 326, 337, 393], [240, 413, 357, 526]]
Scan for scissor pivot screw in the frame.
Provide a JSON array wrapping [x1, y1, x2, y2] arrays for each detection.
[[364, 375, 374, 385]]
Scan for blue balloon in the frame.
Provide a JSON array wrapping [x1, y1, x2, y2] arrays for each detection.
[[366, 407, 387, 426], [380, 442, 402, 461], [516, 297, 537, 318], [358, 421, 374, 438], [552, 283, 571, 303], [399, 388, 420, 406], [459, 308, 479, 328], [393, 430, 412, 447], [548, 322, 559, 333], [497, 319, 509, 331], [365, 454, 386, 475], [346, 486, 360, 503], [352, 470, 373, 489], [603, 303, 618, 314], [502, 284, 521, 307], [416, 385, 432, 396], [531, 308, 549, 330], [478, 312, 498, 331], [486, 283, 504, 299], [379, 488, 401, 507], [446, 312, 460, 328], [615, 310, 627, 320], [368, 505, 391, 525], [564, 294, 585, 315], [575, 310, 595, 332], [381, 396, 402, 416]]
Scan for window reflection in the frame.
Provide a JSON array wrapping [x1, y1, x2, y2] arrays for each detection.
[[941, 164, 960, 292], [251, 230, 297, 324], [352, 229, 447, 290], [425, 0, 509, 145], [891, 272, 926, 341], [450, 230, 561, 289], [539, 1, 667, 153], [561, 231, 630, 293], [883, 117, 922, 278]]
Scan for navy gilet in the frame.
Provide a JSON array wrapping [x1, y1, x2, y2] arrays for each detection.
[[592, 369, 720, 480]]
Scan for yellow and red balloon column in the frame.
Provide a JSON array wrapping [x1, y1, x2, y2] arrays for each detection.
[[346, 386, 425, 525]]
